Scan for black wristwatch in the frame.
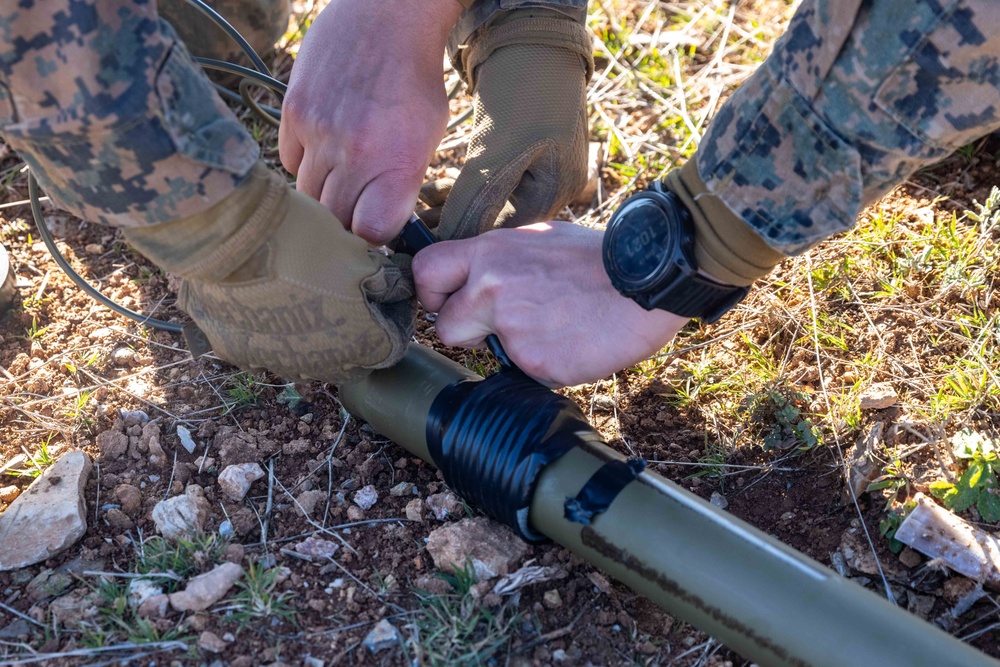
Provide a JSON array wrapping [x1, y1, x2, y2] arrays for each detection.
[[602, 181, 749, 324]]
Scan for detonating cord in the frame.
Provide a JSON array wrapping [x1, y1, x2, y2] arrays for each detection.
[[25, 0, 471, 333]]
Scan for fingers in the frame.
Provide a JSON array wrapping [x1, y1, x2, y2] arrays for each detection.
[[351, 168, 424, 245], [277, 111, 305, 177], [412, 239, 476, 314]]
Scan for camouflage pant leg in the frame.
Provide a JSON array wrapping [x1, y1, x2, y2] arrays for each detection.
[[158, 0, 290, 64], [0, 1, 259, 227], [697, 0, 1000, 255]]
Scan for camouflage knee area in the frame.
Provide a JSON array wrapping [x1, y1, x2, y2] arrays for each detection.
[[0, 1, 259, 227], [159, 0, 291, 64]]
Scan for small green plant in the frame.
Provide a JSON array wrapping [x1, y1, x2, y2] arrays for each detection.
[[929, 430, 1000, 522], [878, 505, 914, 555], [867, 460, 908, 511], [410, 561, 519, 667], [227, 560, 297, 629], [24, 315, 48, 341], [80, 578, 193, 648], [225, 372, 266, 410], [737, 380, 821, 450], [136, 533, 229, 591], [4, 435, 59, 478]]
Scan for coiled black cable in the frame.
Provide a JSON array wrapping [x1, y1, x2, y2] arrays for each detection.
[[426, 369, 598, 542]]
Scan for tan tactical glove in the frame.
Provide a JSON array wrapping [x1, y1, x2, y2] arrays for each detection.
[[422, 8, 594, 240], [123, 163, 414, 385]]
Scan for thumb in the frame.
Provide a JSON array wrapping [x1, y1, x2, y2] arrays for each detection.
[[412, 238, 476, 313], [438, 138, 554, 240]]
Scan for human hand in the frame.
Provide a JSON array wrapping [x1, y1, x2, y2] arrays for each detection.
[[419, 9, 594, 241], [279, 0, 461, 244], [412, 222, 687, 387]]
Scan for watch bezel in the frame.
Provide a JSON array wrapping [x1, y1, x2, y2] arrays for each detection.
[[603, 190, 694, 297]]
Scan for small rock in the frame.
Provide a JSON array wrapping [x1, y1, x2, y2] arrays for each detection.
[[859, 383, 898, 410], [176, 425, 197, 454], [0, 485, 19, 504], [709, 491, 728, 509], [217, 463, 265, 502], [898, 547, 923, 569], [362, 619, 400, 654], [105, 508, 134, 533], [353, 485, 378, 510], [389, 482, 414, 497], [115, 484, 143, 517], [588, 572, 612, 595], [111, 347, 137, 367], [346, 505, 365, 522], [0, 619, 31, 641], [152, 485, 210, 541], [405, 498, 423, 522], [84, 243, 104, 255], [0, 451, 92, 571], [295, 536, 339, 560], [283, 438, 311, 456], [426, 492, 462, 520], [96, 430, 128, 460], [198, 630, 229, 653], [120, 409, 150, 426], [223, 543, 245, 564], [414, 574, 453, 595], [128, 579, 163, 608], [27, 569, 73, 602], [426, 517, 529, 580], [137, 593, 169, 619], [296, 490, 326, 517], [49, 589, 98, 627], [169, 562, 243, 612], [543, 589, 562, 609]]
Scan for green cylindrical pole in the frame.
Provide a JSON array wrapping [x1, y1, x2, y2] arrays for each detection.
[[340, 344, 997, 667]]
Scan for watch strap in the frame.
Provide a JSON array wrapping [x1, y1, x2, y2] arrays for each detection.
[[634, 271, 749, 324]]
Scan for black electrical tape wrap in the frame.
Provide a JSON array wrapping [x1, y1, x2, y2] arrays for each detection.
[[564, 458, 647, 525], [427, 369, 601, 543]]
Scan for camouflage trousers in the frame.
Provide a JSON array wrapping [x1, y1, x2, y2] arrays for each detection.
[[1, 0, 998, 248]]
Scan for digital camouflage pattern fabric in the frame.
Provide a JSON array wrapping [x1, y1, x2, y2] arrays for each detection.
[[699, 0, 1000, 255], [0, 0, 258, 228]]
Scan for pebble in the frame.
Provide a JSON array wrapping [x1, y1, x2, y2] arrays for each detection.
[[295, 536, 339, 560], [426, 491, 462, 520], [404, 498, 423, 522], [389, 482, 414, 497], [84, 243, 104, 255], [0, 451, 92, 571], [217, 463, 265, 501], [543, 589, 562, 609], [198, 630, 228, 653], [128, 579, 164, 608], [219, 520, 235, 539], [859, 383, 898, 410], [362, 619, 400, 654], [426, 517, 529, 580], [709, 491, 728, 509], [346, 505, 365, 522], [152, 485, 210, 541], [0, 485, 19, 504], [111, 347, 137, 367], [115, 484, 143, 516], [169, 562, 243, 612], [296, 490, 326, 517], [176, 425, 197, 454], [353, 485, 379, 510]]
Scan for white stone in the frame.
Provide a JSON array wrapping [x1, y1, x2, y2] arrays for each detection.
[[168, 562, 243, 612], [710, 491, 728, 509], [176, 425, 197, 454], [128, 578, 163, 608], [363, 619, 400, 653], [0, 451, 92, 571], [217, 463, 265, 502], [426, 517, 529, 581], [295, 536, 339, 560], [152, 485, 209, 541], [858, 383, 898, 410], [353, 485, 379, 510]]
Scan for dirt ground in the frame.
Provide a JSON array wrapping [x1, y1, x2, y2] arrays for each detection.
[[3, 1, 1000, 666]]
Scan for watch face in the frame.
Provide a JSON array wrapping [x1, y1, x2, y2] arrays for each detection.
[[606, 197, 675, 290]]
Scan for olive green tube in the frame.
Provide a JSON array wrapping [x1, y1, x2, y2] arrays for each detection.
[[339, 343, 480, 463], [341, 345, 998, 667]]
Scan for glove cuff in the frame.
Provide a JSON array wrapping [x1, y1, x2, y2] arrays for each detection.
[[460, 12, 594, 90], [663, 160, 786, 287], [123, 162, 286, 282]]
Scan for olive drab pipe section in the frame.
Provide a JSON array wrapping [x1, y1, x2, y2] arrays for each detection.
[[340, 343, 999, 667]]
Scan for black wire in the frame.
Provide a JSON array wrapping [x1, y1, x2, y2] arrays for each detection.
[[183, 0, 271, 78], [28, 173, 184, 333]]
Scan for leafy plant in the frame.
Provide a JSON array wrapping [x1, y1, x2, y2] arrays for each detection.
[[928, 430, 1000, 522], [737, 380, 821, 450], [878, 504, 915, 555], [4, 435, 59, 478]]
